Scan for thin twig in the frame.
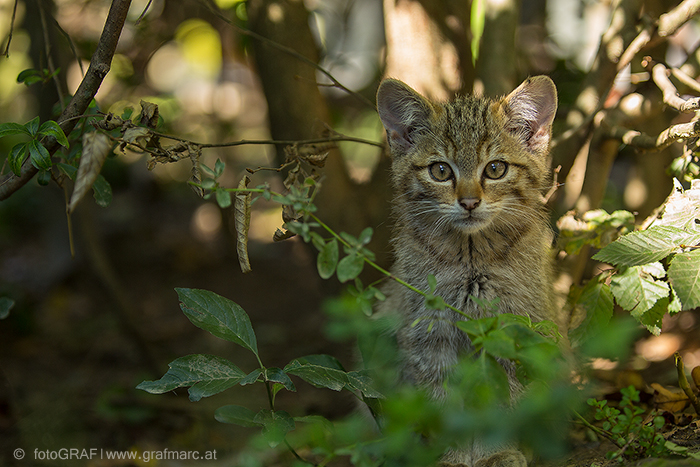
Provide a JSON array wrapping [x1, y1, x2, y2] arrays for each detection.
[[39, 3, 66, 112], [648, 60, 700, 112], [1, 0, 18, 57]]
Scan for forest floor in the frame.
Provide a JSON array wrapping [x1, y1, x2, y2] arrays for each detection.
[[0, 180, 699, 467]]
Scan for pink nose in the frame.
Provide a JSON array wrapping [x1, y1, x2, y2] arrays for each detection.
[[459, 198, 480, 211]]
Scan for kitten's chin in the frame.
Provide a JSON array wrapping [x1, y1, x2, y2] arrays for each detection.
[[453, 216, 492, 234]]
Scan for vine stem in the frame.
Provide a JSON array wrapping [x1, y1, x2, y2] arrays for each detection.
[[308, 213, 471, 319]]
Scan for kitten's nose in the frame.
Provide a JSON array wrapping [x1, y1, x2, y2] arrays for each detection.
[[459, 198, 480, 211]]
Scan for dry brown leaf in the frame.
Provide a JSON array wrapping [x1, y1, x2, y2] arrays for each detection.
[[139, 100, 159, 129], [273, 228, 295, 242], [651, 382, 689, 413], [67, 132, 112, 214], [234, 175, 252, 274], [692, 366, 700, 390], [122, 127, 151, 149]]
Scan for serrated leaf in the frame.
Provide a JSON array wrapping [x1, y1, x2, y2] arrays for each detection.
[[0, 297, 14, 319], [68, 132, 112, 213], [175, 288, 258, 357], [25, 116, 39, 136], [337, 253, 364, 283], [92, 174, 112, 207], [592, 225, 696, 267], [317, 238, 339, 279], [8, 143, 28, 175], [568, 276, 614, 345], [215, 405, 263, 427], [38, 120, 68, 147], [640, 297, 667, 336], [655, 178, 700, 230], [136, 354, 246, 401], [0, 122, 31, 138], [610, 266, 669, 314], [234, 176, 251, 273], [27, 139, 51, 170], [668, 249, 700, 310]]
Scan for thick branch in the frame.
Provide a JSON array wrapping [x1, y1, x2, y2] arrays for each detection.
[[0, 0, 132, 201]]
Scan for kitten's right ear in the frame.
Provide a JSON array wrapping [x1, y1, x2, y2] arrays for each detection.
[[377, 79, 433, 155]]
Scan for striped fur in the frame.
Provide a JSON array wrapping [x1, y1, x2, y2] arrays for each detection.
[[376, 77, 558, 467]]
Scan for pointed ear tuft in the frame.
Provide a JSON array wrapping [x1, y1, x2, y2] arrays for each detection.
[[376, 79, 433, 156], [502, 76, 557, 156]]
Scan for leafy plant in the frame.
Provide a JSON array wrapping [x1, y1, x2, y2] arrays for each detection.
[[566, 179, 700, 339], [585, 386, 700, 462], [0, 116, 68, 178]]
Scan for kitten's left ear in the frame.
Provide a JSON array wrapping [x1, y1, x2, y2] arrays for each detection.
[[502, 76, 558, 155]]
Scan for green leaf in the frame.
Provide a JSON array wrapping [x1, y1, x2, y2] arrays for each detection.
[[455, 316, 498, 339], [337, 253, 364, 283], [57, 162, 77, 178], [358, 227, 373, 245], [37, 169, 51, 186], [317, 238, 339, 279], [27, 139, 52, 170], [346, 370, 384, 399], [136, 354, 246, 401], [8, 143, 27, 175], [38, 120, 69, 147], [453, 352, 510, 407], [92, 174, 112, 207], [215, 405, 263, 427], [265, 367, 296, 392], [254, 409, 295, 447], [639, 297, 668, 336], [470, 0, 486, 65], [0, 122, 31, 138], [214, 158, 225, 178], [480, 328, 517, 360], [25, 116, 40, 136], [568, 276, 614, 345], [240, 368, 263, 386], [16, 68, 44, 85], [284, 354, 347, 392], [668, 249, 700, 310], [610, 266, 669, 314], [0, 297, 14, 319], [175, 288, 259, 357], [215, 187, 231, 208], [593, 225, 698, 267]]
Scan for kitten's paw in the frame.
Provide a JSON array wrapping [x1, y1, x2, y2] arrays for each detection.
[[474, 450, 526, 467]]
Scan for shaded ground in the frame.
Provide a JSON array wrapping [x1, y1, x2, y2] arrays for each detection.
[[0, 171, 699, 467]]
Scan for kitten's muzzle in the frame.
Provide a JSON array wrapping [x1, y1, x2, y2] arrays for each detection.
[[459, 198, 481, 211]]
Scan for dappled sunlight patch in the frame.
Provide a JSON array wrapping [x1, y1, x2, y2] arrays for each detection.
[[191, 202, 222, 243], [636, 333, 682, 362]]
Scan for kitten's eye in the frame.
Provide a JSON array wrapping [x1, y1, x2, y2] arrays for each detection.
[[484, 161, 508, 180], [429, 162, 453, 182]]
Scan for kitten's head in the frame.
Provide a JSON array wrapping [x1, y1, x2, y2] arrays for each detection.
[[376, 77, 557, 235]]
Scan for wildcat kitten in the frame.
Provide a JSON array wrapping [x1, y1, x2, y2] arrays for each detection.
[[375, 76, 558, 467]]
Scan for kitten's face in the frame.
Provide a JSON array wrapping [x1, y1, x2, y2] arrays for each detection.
[[377, 77, 557, 237]]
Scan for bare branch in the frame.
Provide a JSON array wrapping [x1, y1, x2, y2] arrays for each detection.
[[618, 0, 700, 72], [671, 67, 700, 94], [649, 60, 700, 112], [0, 0, 132, 201], [603, 119, 700, 151]]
